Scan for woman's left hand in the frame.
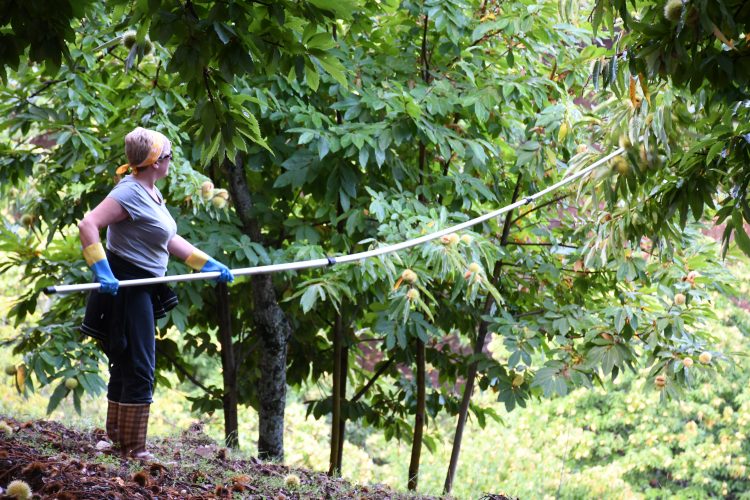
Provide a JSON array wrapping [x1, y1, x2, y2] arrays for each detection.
[[201, 258, 234, 283], [171, 237, 234, 283]]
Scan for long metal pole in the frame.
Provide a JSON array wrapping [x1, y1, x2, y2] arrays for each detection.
[[43, 149, 622, 294]]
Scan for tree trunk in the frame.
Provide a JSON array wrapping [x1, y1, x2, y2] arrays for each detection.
[[336, 342, 348, 468], [216, 282, 239, 449], [254, 274, 291, 460], [329, 315, 343, 475], [409, 13, 430, 485], [443, 303, 490, 493], [225, 156, 293, 461], [408, 337, 426, 490], [444, 174, 522, 494], [330, 172, 348, 474]]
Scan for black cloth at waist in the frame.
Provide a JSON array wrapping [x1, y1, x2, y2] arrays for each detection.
[[80, 250, 178, 354]]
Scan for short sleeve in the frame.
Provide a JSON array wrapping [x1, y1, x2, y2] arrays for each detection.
[[108, 180, 143, 221]]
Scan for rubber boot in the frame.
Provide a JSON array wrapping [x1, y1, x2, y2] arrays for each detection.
[[106, 399, 120, 446], [118, 402, 154, 460]]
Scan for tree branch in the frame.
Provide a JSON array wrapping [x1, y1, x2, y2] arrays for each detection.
[[153, 60, 162, 89], [109, 53, 157, 85], [203, 68, 215, 103], [234, 338, 260, 370], [561, 267, 608, 275], [514, 309, 545, 318], [350, 358, 395, 404], [444, 173, 523, 494], [506, 241, 579, 249], [421, 13, 430, 84], [27, 79, 66, 101], [510, 193, 572, 225], [156, 345, 212, 393]]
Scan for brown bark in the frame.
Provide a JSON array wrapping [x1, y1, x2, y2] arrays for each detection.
[[216, 282, 239, 449], [225, 155, 293, 461], [329, 152, 348, 474], [329, 315, 343, 475], [336, 342, 348, 469], [444, 174, 523, 494], [407, 337, 426, 490], [407, 12, 431, 491], [328, 20, 349, 475]]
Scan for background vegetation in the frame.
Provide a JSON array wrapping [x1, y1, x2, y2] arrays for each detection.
[[3, 246, 750, 498], [2, 0, 750, 497]]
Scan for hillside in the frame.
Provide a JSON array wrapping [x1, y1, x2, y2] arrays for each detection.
[[0, 415, 483, 500]]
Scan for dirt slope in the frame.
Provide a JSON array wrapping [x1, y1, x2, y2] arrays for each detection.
[[0, 415, 447, 499]]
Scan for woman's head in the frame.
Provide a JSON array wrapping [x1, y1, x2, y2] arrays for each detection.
[[117, 127, 171, 176]]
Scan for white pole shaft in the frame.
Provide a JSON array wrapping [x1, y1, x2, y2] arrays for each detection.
[[44, 148, 621, 294]]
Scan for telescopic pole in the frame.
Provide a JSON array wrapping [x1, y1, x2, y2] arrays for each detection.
[[43, 148, 622, 295]]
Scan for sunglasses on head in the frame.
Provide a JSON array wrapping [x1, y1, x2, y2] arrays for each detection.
[[158, 152, 173, 161]]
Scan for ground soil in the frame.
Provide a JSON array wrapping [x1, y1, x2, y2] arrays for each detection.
[[0, 415, 455, 499]]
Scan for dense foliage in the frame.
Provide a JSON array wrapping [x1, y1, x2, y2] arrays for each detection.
[[2, 249, 748, 499], [587, 0, 750, 258], [1, 0, 744, 493]]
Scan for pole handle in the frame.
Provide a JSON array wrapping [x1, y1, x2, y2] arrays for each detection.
[[43, 272, 223, 294]]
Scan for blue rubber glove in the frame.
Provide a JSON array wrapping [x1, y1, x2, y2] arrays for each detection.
[[83, 243, 119, 295], [185, 249, 234, 283], [201, 258, 234, 283]]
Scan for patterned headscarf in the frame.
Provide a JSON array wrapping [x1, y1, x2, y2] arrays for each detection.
[[115, 132, 165, 176]]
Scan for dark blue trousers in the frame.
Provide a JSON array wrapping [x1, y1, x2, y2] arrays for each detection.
[[105, 252, 156, 405], [81, 252, 177, 405], [106, 286, 155, 404]]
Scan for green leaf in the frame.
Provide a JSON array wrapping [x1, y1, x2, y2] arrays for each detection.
[[213, 22, 231, 44], [592, 59, 601, 91], [386, 331, 396, 351], [405, 100, 421, 119], [73, 388, 82, 414], [318, 137, 330, 159], [299, 131, 316, 145], [300, 284, 324, 313], [614, 308, 626, 333], [474, 101, 489, 123], [609, 55, 618, 88], [46, 381, 68, 414], [313, 54, 348, 87], [592, 1, 604, 36], [471, 19, 509, 43], [94, 37, 125, 52], [307, 0, 359, 18], [359, 146, 369, 167], [305, 62, 320, 91], [374, 147, 386, 167], [203, 132, 222, 164], [396, 327, 407, 349], [732, 209, 750, 258], [706, 141, 725, 165], [306, 33, 336, 51], [531, 363, 568, 397]]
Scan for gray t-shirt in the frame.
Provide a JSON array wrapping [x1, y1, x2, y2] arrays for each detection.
[[106, 176, 177, 277]]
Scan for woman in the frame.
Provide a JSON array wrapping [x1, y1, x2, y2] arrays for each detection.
[[78, 127, 233, 459]]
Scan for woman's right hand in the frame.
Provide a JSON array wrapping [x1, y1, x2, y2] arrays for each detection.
[[83, 242, 119, 295], [91, 259, 120, 295]]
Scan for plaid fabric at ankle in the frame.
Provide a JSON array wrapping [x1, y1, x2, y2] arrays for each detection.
[[106, 400, 120, 444], [118, 403, 150, 457]]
